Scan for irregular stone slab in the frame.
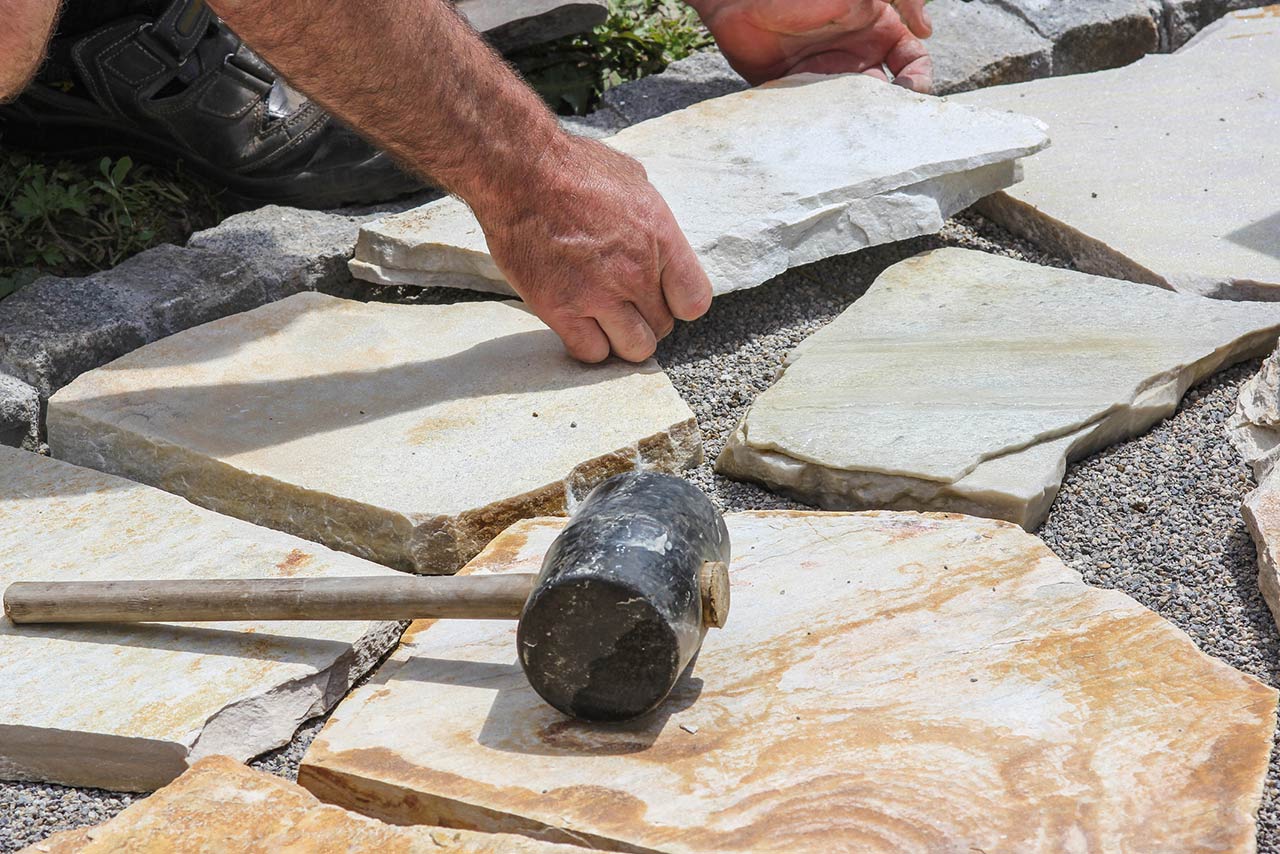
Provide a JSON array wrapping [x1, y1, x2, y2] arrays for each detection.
[[717, 249, 1280, 528], [47, 293, 700, 574], [926, 0, 1052, 94], [24, 755, 600, 854], [299, 512, 1277, 853], [0, 447, 402, 792], [349, 74, 1048, 296], [983, 0, 1157, 74], [459, 0, 608, 53], [955, 18, 1280, 299], [0, 206, 366, 403], [0, 372, 39, 450]]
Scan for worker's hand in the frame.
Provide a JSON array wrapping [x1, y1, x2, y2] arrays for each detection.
[[476, 134, 712, 363], [691, 0, 933, 92]]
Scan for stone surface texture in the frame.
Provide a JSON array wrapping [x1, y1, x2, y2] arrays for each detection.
[[925, 0, 1053, 94], [955, 12, 1280, 299], [0, 447, 403, 792], [299, 511, 1277, 854], [47, 293, 701, 575], [23, 756, 601, 854], [458, 0, 608, 53], [349, 74, 1048, 296], [0, 374, 39, 451], [986, 0, 1157, 74], [717, 249, 1280, 528], [0, 206, 365, 404]]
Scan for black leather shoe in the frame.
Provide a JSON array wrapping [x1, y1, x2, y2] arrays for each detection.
[[0, 0, 422, 209]]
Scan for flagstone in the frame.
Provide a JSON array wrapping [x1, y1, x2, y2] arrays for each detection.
[[716, 249, 1280, 528], [0, 447, 402, 792], [348, 74, 1048, 296], [24, 755, 601, 854], [954, 14, 1280, 299], [458, 0, 609, 53], [46, 293, 700, 575], [298, 511, 1277, 854]]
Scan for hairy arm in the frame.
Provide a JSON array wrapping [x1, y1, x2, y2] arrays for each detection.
[[207, 0, 711, 362], [0, 0, 60, 102]]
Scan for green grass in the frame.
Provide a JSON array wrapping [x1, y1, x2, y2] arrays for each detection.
[[0, 153, 221, 300], [512, 0, 714, 115], [0, 0, 703, 302]]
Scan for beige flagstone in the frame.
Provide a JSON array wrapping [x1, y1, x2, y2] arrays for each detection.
[[716, 249, 1280, 528], [23, 755, 606, 853], [298, 511, 1277, 853], [348, 74, 1048, 296], [0, 447, 402, 792], [954, 8, 1280, 298], [46, 293, 700, 575]]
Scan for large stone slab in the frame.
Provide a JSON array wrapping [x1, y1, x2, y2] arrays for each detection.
[[349, 74, 1048, 297], [47, 293, 700, 574], [717, 249, 1280, 528], [298, 511, 1277, 853], [0, 447, 402, 792], [24, 755, 601, 853], [984, 0, 1157, 74], [954, 16, 1280, 299], [459, 0, 609, 53], [926, 0, 1053, 95]]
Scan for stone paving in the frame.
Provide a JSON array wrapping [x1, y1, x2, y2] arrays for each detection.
[[4, 3, 1280, 851]]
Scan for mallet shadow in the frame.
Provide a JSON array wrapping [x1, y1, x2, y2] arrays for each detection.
[[395, 652, 704, 757]]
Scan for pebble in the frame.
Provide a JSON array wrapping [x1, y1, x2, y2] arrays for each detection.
[[4, 211, 1277, 852]]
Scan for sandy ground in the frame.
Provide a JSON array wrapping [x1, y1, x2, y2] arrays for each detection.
[[3, 211, 1277, 852]]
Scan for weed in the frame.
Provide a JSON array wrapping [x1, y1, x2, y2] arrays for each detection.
[[0, 153, 221, 300], [513, 0, 714, 114]]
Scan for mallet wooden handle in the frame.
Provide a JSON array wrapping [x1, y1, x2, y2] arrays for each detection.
[[3, 574, 539, 624]]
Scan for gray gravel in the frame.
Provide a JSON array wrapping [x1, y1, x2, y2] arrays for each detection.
[[3, 210, 1277, 852]]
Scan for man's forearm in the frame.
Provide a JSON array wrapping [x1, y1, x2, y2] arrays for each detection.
[[205, 0, 562, 218], [0, 0, 60, 102]]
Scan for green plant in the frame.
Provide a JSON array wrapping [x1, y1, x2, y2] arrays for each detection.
[[0, 152, 220, 300], [512, 0, 714, 115]]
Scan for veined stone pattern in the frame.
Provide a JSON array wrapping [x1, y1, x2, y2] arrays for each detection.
[[299, 512, 1277, 853], [348, 74, 1048, 296], [46, 293, 701, 574], [0, 448, 402, 792], [955, 7, 1280, 299], [25, 755, 611, 853], [717, 249, 1280, 528]]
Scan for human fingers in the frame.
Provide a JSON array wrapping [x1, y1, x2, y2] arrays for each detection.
[[657, 217, 713, 322], [544, 313, 612, 363], [596, 302, 659, 363], [889, 0, 932, 38], [885, 32, 932, 92]]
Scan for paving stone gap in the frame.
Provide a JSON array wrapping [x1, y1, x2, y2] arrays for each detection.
[[457, 0, 608, 53], [348, 74, 1049, 297], [0, 447, 403, 792], [46, 293, 702, 575], [298, 512, 1277, 853], [716, 248, 1280, 528], [954, 6, 1280, 299], [22, 756, 603, 853]]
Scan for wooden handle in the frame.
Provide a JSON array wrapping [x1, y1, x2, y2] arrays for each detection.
[[3, 574, 539, 624]]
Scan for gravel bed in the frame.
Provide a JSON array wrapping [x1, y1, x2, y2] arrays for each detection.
[[3, 210, 1276, 852]]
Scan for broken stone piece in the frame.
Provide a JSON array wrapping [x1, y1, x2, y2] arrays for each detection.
[[458, 0, 609, 53], [717, 249, 1280, 528], [0, 447, 402, 792], [47, 293, 700, 574], [299, 512, 1277, 853], [954, 12, 1280, 299], [23, 755, 604, 853], [349, 74, 1048, 296]]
